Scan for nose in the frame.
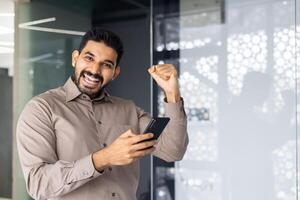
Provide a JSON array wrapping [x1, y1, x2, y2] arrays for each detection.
[[89, 63, 102, 75]]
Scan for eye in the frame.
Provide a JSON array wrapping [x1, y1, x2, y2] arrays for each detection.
[[85, 56, 94, 62], [102, 63, 114, 69]]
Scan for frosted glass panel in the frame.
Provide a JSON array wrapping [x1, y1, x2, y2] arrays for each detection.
[[153, 0, 298, 200]]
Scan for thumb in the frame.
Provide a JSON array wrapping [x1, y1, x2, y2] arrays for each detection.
[[148, 66, 165, 86], [148, 65, 156, 73], [169, 72, 178, 82]]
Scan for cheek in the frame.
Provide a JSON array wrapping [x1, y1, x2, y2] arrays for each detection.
[[76, 60, 87, 70], [74, 68, 82, 80], [74, 61, 87, 76], [101, 71, 114, 84]]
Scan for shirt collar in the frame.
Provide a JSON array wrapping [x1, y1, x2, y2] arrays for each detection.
[[63, 77, 113, 103]]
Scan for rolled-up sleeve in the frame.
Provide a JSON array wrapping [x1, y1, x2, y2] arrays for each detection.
[[16, 98, 102, 200], [136, 98, 189, 162]]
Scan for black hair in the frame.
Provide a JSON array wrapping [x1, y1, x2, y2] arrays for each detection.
[[78, 28, 124, 66]]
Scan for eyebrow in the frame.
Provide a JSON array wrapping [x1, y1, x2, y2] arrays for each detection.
[[84, 51, 115, 66]]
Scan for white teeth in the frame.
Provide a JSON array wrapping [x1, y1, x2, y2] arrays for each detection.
[[82, 73, 101, 87], [84, 73, 100, 83], [84, 76, 98, 86]]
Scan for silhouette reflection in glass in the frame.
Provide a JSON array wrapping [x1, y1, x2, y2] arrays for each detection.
[[221, 71, 275, 200]]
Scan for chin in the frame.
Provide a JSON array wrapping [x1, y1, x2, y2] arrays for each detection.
[[83, 86, 102, 94]]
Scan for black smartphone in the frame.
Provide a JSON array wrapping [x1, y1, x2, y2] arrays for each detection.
[[143, 117, 170, 141]]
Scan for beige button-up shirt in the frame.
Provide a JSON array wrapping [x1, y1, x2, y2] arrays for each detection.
[[17, 77, 188, 200]]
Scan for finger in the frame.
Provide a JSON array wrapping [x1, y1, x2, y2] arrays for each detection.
[[130, 140, 158, 151], [120, 129, 135, 138], [149, 65, 177, 81], [148, 65, 156, 73], [129, 133, 154, 144], [157, 73, 170, 81], [155, 70, 173, 80], [131, 147, 156, 158], [148, 68, 167, 86], [155, 64, 174, 71], [155, 64, 176, 72], [156, 68, 177, 79], [156, 67, 176, 76]]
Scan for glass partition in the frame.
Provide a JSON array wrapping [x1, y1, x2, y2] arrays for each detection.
[[152, 0, 298, 199]]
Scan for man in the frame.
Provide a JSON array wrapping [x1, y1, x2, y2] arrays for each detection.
[[17, 28, 188, 200]]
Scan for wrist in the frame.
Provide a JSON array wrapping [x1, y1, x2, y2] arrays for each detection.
[[165, 91, 181, 103], [92, 149, 110, 172]]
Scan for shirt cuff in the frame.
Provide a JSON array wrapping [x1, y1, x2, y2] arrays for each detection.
[[164, 97, 186, 120], [71, 154, 103, 182]]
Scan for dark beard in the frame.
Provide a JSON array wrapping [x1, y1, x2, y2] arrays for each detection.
[[72, 71, 109, 99]]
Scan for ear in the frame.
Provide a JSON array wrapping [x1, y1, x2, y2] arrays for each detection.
[[112, 66, 121, 80], [71, 50, 80, 68]]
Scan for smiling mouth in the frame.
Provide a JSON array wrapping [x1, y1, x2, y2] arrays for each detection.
[[82, 72, 101, 88]]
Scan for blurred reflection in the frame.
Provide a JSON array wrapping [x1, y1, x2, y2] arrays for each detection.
[[154, 0, 298, 199], [221, 72, 275, 200], [273, 27, 300, 113], [196, 56, 218, 84], [156, 167, 175, 200], [175, 167, 221, 200], [227, 31, 267, 96], [272, 90, 296, 199]]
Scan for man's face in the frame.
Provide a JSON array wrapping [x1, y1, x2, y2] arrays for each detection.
[[72, 40, 120, 98]]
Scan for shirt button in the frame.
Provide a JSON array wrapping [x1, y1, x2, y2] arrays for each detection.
[[109, 167, 112, 171], [98, 121, 102, 124], [103, 143, 107, 147], [112, 192, 115, 197]]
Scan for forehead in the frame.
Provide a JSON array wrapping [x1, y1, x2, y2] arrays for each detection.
[[82, 40, 117, 60]]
